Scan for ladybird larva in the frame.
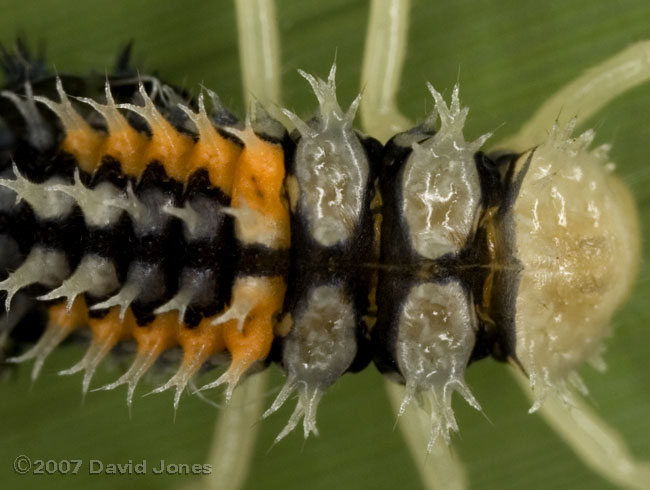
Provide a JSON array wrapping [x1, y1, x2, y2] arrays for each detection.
[[0, 38, 640, 445]]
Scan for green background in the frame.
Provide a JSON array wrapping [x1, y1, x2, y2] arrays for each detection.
[[0, 1, 649, 489]]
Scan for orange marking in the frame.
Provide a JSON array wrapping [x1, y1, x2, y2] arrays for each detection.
[[139, 118, 193, 182], [120, 90, 196, 182], [97, 116, 148, 178], [48, 297, 89, 329], [60, 127, 103, 174], [132, 312, 179, 356], [81, 91, 151, 178], [222, 277, 286, 376], [37, 87, 102, 174], [176, 314, 225, 366], [231, 128, 290, 248], [88, 306, 136, 346], [188, 122, 241, 193]]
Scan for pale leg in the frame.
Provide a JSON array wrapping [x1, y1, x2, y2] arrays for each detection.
[[386, 382, 468, 490], [235, 0, 285, 123], [184, 372, 267, 490], [360, 0, 413, 142], [510, 366, 650, 490], [495, 41, 650, 151]]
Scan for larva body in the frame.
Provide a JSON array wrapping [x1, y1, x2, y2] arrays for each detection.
[[0, 42, 640, 451]]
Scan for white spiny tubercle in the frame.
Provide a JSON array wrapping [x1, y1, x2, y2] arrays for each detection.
[[107, 182, 147, 224], [47, 168, 124, 228], [222, 198, 278, 248], [262, 378, 296, 420], [7, 320, 76, 381], [77, 81, 126, 130], [402, 85, 490, 259], [0, 247, 69, 311], [425, 82, 492, 152], [153, 287, 194, 322], [118, 83, 176, 146], [198, 362, 249, 403], [178, 92, 212, 132], [1, 83, 53, 150], [34, 77, 87, 131], [289, 67, 369, 247], [221, 117, 256, 147], [210, 302, 252, 332], [182, 87, 234, 130], [210, 282, 256, 332], [346, 93, 362, 124], [264, 286, 357, 441], [385, 380, 469, 490], [296, 63, 359, 129], [527, 366, 576, 414], [0, 163, 75, 220], [544, 118, 610, 161], [280, 107, 315, 138], [399, 378, 482, 450], [178, 99, 210, 146], [93, 348, 161, 410], [59, 337, 115, 398], [153, 269, 214, 321], [263, 379, 323, 443], [147, 343, 213, 414], [38, 255, 120, 310], [298, 64, 333, 105], [395, 282, 481, 448], [162, 202, 200, 236], [89, 282, 141, 321]]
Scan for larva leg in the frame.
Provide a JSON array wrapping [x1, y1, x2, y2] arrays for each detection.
[[385, 382, 468, 490], [510, 366, 650, 490], [234, 0, 284, 121], [188, 2, 284, 489], [359, 0, 413, 142], [496, 41, 650, 151], [185, 372, 267, 490]]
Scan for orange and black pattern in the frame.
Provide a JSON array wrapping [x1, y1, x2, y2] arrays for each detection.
[[0, 45, 298, 408], [0, 43, 519, 439]]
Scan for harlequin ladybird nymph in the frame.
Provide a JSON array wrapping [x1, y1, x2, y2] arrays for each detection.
[[1, 2, 649, 490]]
